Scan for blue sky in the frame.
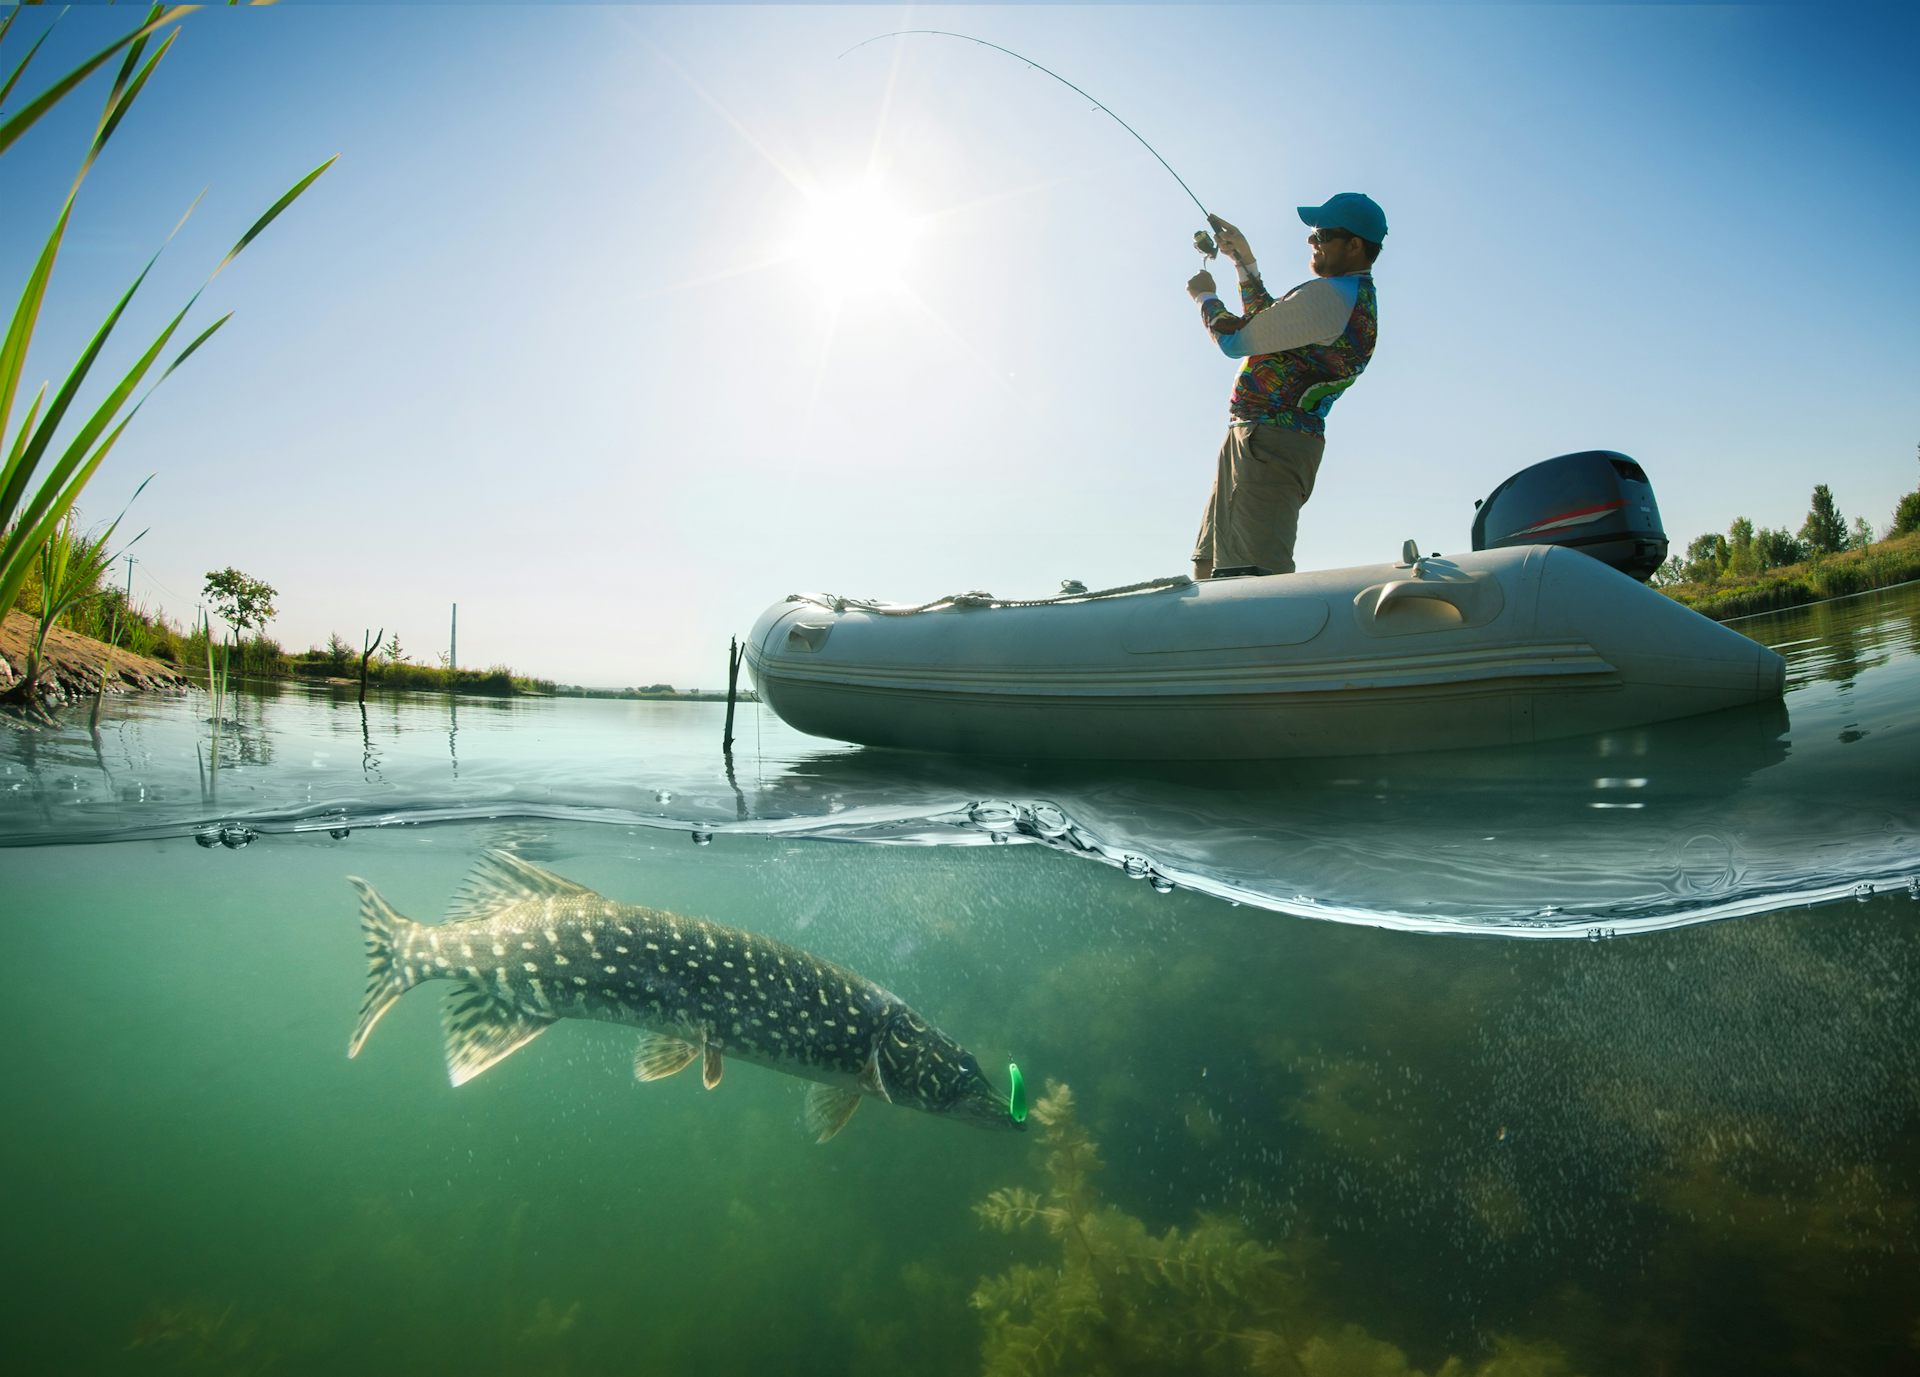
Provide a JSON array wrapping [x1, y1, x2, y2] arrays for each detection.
[[4, 3, 1916, 687]]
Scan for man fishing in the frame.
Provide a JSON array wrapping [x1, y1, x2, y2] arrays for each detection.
[[1185, 193, 1386, 579]]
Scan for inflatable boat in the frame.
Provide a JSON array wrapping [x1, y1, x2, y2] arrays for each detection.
[[745, 452, 1786, 761]]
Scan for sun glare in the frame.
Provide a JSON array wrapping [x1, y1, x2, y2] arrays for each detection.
[[787, 182, 921, 299]]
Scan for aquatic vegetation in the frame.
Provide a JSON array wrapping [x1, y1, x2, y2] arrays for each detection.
[[968, 1079, 1307, 1376], [127, 1299, 276, 1376], [971, 1081, 1601, 1377]]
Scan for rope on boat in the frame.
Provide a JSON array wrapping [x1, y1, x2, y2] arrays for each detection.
[[788, 574, 1193, 616]]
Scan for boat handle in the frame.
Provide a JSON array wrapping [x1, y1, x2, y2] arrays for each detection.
[[787, 622, 832, 651], [1375, 581, 1465, 617]]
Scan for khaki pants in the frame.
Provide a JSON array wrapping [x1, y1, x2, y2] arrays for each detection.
[[1192, 423, 1326, 575]]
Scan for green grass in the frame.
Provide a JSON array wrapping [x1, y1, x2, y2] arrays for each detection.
[[1658, 530, 1920, 620], [283, 648, 554, 697]]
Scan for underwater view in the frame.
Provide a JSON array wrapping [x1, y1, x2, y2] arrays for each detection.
[[3, 582, 1918, 1377]]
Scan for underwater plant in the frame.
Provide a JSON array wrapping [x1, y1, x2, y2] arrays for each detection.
[[970, 1079, 1310, 1376], [970, 1081, 1594, 1377], [127, 1299, 277, 1377]]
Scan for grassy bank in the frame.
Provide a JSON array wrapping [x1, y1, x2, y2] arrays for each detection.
[[284, 654, 555, 697], [1657, 530, 1920, 621]]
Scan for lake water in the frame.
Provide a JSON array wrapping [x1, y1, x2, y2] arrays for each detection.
[[2, 583, 1916, 1376]]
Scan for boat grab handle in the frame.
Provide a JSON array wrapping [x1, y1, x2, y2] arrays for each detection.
[[1375, 581, 1463, 615]]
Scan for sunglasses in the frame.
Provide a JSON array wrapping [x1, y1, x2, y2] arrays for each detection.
[[1308, 228, 1356, 247]]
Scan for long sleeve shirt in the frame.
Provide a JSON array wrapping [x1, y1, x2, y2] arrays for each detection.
[[1198, 267, 1378, 434]]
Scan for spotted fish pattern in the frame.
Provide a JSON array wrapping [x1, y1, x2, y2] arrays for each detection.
[[348, 850, 1018, 1141]]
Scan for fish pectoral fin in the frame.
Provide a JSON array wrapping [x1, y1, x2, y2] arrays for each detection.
[[632, 1032, 701, 1082], [442, 985, 557, 1087], [804, 1084, 864, 1144], [859, 1047, 892, 1104], [702, 1041, 724, 1091]]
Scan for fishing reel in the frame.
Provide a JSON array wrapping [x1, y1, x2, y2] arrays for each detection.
[[1193, 229, 1217, 261]]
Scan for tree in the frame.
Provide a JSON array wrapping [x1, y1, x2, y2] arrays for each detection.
[[1797, 484, 1847, 555], [324, 633, 355, 674], [202, 567, 278, 638], [1848, 516, 1874, 550], [1754, 526, 1804, 570], [1895, 442, 1920, 536], [383, 633, 406, 665], [1896, 490, 1920, 537], [1682, 532, 1728, 583], [1726, 516, 1758, 577]]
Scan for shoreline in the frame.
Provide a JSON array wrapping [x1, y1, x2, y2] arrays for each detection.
[[1656, 532, 1920, 622], [0, 610, 189, 705]]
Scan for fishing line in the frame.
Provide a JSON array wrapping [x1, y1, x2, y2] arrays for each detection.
[[840, 29, 1218, 259]]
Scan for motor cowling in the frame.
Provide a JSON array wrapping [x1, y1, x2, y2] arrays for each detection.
[[1471, 450, 1668, 582]]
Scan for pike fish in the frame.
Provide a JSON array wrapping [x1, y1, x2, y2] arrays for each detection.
[[348, 850, 1019, 1141]]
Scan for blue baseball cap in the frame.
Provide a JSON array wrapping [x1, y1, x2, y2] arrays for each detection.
[[1298, 192, 1388, 243]]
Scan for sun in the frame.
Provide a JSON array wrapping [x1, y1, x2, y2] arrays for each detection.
[[785, 180, 922, 299]]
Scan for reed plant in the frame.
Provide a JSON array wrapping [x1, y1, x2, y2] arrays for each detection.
[[5, 487, 145, 706], [0, 4, 333, 705]]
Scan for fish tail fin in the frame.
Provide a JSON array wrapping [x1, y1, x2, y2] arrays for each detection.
[[348, 877, 422, 1058]]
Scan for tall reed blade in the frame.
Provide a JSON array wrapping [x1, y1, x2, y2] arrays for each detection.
[[0, 6, 187, 157]]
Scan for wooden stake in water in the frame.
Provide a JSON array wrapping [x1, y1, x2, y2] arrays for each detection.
[[359, 626, 383, 706], [723, 636, 744, 754]]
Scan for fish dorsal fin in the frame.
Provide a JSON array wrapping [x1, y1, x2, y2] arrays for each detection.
[[446, 850, 598, 923], [633, 1031, 700, 1082], [805, 1084, 863, 1144], [702, 1041, 725, 1091], [859, 1047, 892, 1104], [442, 983, 556, 1087]]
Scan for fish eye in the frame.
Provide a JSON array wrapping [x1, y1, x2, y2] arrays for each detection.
[[958, 1054, 979, 1078]]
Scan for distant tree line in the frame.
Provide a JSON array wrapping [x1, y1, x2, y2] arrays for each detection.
[[1654, 449, 1920, 587]]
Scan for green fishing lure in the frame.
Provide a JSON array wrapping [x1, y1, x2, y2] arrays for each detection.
[[1007, 1061, 1028, 1123]]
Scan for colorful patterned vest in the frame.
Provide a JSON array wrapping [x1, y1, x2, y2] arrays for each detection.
[[1228, 274, 1377, 435]]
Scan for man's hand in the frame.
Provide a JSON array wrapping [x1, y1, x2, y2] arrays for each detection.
[[1186, 269, 1217, 301], [1208, 214, 1254, 268]]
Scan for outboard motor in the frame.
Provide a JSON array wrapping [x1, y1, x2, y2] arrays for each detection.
[[1472, 450, 1668, 582]]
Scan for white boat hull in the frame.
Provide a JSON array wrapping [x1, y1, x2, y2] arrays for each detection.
[[746, 547, 1786, 760]]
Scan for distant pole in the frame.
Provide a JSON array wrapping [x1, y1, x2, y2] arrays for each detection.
[[449, 603, 457, 686], [122, 554, 137, 604], [722, 636, 744, 753]]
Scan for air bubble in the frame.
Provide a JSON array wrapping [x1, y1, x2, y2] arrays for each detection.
[[1122, 856, 1149, 880], [218, 825, 256, 850], [193, 828, 219, 849], [1023, 803, 1070, 838], [989, 831, 1009, 845], [328, 827, 351, 840], [655, 789, 673, 805], [1149, 875, 1174, 894], [1853, 883, 1874, 903], [690, 831, 713, 846], [969, 800, 1019, 832]]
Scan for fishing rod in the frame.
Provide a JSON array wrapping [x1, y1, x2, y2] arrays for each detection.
[[840, 29, 1220, 262]]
